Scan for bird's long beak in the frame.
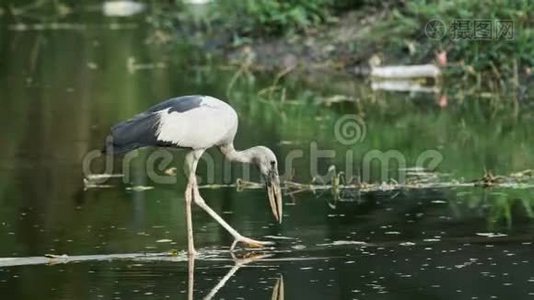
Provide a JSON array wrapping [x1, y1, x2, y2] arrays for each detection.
[[267, 170, 283, 223]]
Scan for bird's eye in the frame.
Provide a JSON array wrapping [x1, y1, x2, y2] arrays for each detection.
[[270, 160, 276, 166]]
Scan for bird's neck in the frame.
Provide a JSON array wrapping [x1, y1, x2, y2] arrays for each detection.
[[219, 143, 254, 164]]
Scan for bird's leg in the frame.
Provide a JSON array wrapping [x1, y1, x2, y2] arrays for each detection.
[[191, 184, 274, 250], [187, 255, 195, 300], [185, 150, 204, 257], [185, 178, 197, 257]]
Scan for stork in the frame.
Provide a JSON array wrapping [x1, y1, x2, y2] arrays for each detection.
[[105, 95, 283, 256]]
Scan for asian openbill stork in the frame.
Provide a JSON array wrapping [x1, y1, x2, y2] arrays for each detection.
[[104, 95, 283, 256]]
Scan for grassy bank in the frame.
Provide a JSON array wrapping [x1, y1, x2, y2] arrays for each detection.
[[367, 0, 533, 96], [163, 0, 533, 98]]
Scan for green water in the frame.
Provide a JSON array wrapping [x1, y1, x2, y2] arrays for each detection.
[[1, 9, 534, 300]]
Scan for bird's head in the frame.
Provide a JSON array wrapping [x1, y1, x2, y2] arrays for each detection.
[[250, 146, 283, 223]]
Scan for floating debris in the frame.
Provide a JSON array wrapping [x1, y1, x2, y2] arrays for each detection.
[[283, 168, 534, 196], [317, 240, 368, 247], [370, 64, 441, 93], [278, 140, 300, 145], [44, 254, 68, 259], [82, 168, 534, 197], [510, 169, 534, 179], [455, 258, 478, 269], [126, 185, 154, 192], [87, 62, 98, 70], [127, 57, 167, 73], [155, 239, 173, 243], [183, 0, 213, 4], [371, 80, 440, 93], [8, 23, 137, 31], [86, 173, 124, 181], [164, 167, 177, 176], [291, 244, 306, 250], [371, 64, 441, 79], [0, 252, 182, 267], [83, 178, 114, 190], [103, 1, 145, 17], [236, 178, 263, 190], [9, 23, 86, 31], [476, 233, 508, 238], [263, 235, 295, 240]]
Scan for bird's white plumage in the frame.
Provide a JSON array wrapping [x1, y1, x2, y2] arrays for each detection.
[[155, 96, 238, 149], [106, 95, 283, 251]]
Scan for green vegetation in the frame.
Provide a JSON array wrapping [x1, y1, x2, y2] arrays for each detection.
[[169, 0, 533, 97], [212, 0, 333, 35], [184, 0, 381, 36], [369, 0, 534, 91]]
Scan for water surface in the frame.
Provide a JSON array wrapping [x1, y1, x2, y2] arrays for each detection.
[[1, 9, 533, 300]]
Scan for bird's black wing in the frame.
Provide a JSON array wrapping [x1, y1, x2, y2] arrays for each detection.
[[105, 112, 161, 154], [104, 96, 206, 154], [146, 95, 204, 113]]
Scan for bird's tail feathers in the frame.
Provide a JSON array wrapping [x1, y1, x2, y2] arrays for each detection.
[[103, 112, 161, 155], [101, 135, 139, 155]]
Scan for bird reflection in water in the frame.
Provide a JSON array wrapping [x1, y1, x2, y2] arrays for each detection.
[[187, 253, 284, 300]]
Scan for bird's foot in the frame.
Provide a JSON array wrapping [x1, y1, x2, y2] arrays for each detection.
[[230, 236, 274, 251]]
